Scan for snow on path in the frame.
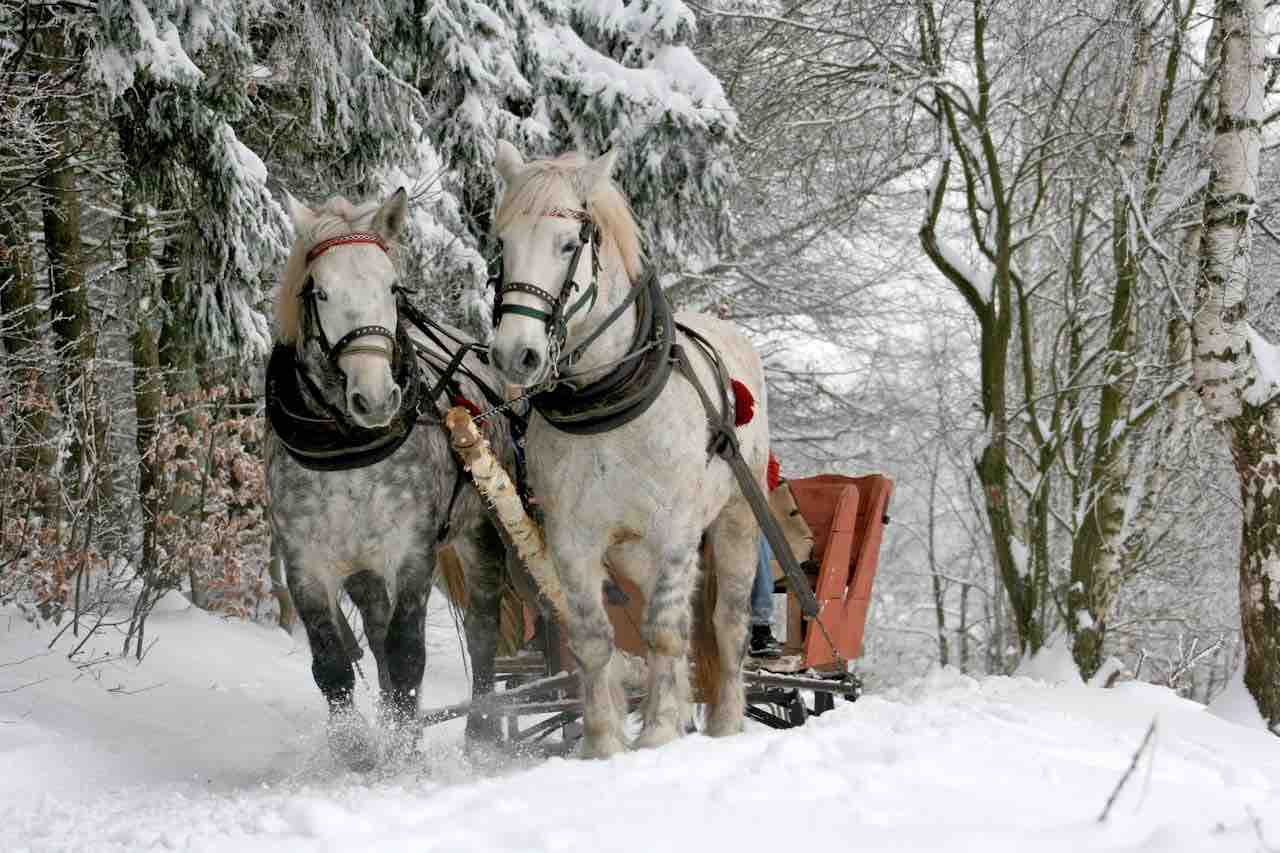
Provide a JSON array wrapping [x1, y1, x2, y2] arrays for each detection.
[[2, 597, 1278, 853]]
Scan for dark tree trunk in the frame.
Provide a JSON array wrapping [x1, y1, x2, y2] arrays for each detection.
[[1, 195, 57, 512]]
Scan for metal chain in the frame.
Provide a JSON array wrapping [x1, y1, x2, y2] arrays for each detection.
[[468, 381, 552, 424]]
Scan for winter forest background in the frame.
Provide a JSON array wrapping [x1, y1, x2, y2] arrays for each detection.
[[1, 0, 1278, 730]]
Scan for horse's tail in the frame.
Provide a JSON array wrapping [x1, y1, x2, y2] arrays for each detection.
[[436, 542, 526, 656], [690, 537, 722, 707], [436, 544, 469, 608]]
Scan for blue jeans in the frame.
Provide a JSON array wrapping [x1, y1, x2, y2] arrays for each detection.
[[751, 535, 774, 627]]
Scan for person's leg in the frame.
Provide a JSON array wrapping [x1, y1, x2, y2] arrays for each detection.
[[750, 534, 773, 628], [749, 535, 782, 658]]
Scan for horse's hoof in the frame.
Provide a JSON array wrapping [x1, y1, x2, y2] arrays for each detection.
[[581, 733, 627, 759], [464, 733, 509, 770], [328, 710, 378, 772], [465, 711, 503, 744], [634, 724, 680, 750], [704, 714, 744, 738], [381, 720, 421, 764]]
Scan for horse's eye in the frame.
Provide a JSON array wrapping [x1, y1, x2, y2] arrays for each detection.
[[314, 287, 329, 302], [561, 241, 580, 255]]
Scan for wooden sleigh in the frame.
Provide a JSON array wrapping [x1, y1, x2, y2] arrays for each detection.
[[422, 471, 894, 744]]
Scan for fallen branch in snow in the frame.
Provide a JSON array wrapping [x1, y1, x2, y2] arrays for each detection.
[[1245, 806, 1279, 853], [0, 651, 52, 668], [444, 407, 568, 623], [1097, 718, 1157, 822], [0, 677, 51, 694], [107, 682, 166, 697]]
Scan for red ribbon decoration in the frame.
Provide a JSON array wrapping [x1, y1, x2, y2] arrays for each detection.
[[305, 232, 390, 265]]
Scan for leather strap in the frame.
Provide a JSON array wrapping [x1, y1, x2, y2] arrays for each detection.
[[306, 232, 388, 264], [670, 337, 821, 619]]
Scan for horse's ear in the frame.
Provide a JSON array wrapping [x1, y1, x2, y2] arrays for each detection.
[[285, 191, 316, 233], [582, 148, 620, 194], [495, 140, 525, 185], [372, 187, 409, 239]]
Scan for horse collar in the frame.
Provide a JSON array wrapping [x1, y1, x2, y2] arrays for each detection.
[[530, 270, 675, 435], [265, 321, 424, 471]]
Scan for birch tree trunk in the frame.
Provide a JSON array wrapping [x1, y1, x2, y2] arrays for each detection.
[[1191, 0, 1278, 734]]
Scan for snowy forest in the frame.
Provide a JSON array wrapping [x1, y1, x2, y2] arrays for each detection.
[[2, 0, 1280, 766]]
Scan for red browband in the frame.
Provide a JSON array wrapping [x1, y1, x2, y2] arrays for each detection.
[[543, 207, 591, 222], [305, 232, 389, 265]]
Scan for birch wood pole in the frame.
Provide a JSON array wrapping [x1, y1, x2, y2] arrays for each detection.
[[444, 407, 568, 623]]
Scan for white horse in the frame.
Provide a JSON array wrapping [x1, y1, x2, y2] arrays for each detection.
[[487, 142, 768, 757]]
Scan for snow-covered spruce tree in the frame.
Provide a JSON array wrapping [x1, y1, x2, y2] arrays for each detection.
[[1191, 0, 1279, 735], [92, 0, 286, 362], [240, 0, 485, 321], [420, 0, 737, 321]]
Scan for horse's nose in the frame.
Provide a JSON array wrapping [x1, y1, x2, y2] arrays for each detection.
[[348, 385, 400, 426], [492, 341, 544, 385]]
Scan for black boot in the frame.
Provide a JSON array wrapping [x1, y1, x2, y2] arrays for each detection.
[[750, 624, 783, 659]]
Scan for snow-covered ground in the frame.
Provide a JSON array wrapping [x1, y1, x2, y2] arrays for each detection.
[[2, 595, 1278, 853]]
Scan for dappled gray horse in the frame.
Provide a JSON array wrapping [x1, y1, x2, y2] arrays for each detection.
[[264, 188, 508, 769]]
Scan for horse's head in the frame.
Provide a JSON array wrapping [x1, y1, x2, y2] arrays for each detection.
[[279, 188, 409, 429], [489, 142, 641, 387]]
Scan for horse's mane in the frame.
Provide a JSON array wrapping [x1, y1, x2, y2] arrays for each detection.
[[275, 196, 395, 344], [494, 152, 645, 284]]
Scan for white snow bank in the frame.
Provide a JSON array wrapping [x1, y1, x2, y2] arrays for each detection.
[[2, 608, 1278, 852], [1014, 634, 1086, 686], [1208, 664, 1270, 732], [1246, 326, 1280, 406]]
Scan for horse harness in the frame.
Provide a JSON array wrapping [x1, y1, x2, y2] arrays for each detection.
[[265, 231, 509, 539], [491, 207, 823, 620]]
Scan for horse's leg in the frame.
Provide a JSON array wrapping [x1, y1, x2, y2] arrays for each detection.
[[556, 547, 626, 759], [634, 537, 699, 749], [703, 498, 757, 737], [451, 520, 506, 745], [383, 556, 431, 723], [345, 570, 394, 707], [287, 567, 377, 770]]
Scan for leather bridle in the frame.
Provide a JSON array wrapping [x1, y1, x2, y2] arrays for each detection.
[[299, 231, 401, 374], [491, 207, 600, 367]]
